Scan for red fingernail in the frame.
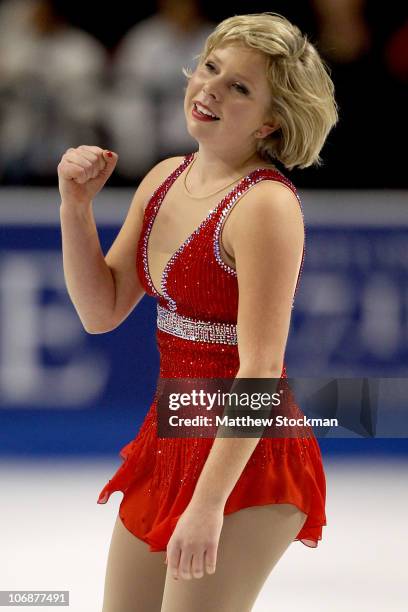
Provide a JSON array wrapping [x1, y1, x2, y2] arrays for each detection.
[[106, 151, 113, 157]]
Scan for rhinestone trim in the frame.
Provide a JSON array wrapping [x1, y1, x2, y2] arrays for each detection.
[[142, 153, 194, 308], [157, 303, 237, 345], [213, 170, 306, 309]]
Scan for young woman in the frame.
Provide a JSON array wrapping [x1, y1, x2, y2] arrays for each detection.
[[58, 12, 338, 612]]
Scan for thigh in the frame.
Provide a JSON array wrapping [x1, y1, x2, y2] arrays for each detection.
[[160, 503, 307, 612], [102, 513, 167, 612]]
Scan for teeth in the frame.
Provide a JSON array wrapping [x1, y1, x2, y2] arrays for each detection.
[[195, 102, 218, 119]]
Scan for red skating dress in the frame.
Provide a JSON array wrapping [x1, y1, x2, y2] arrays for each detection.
[[97, 152, 327, 550]]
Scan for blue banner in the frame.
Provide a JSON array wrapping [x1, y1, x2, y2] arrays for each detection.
[[1, 221, 407, 455]]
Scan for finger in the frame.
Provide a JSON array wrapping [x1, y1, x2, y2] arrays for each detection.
[[191, 550, 205, 579], [65, 150, 93, 165], [64, 152, 93, 181], [76, 145, 105, 156], [59, 160, 88, 184], [179, 548, 194, 581], [77, 146, 107, 175], [168, 546, 181, 580], [67, 151, 104, 181], [205, 546, 217, 575], [76, 146, 99, 163], [64, 147, 107, 177]]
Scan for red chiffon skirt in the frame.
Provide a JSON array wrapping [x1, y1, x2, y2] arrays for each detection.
[[97, 338, 327, 552]]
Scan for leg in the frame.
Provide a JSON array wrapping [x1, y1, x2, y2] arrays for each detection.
[[102, 513, 167, 612], [160, 503, 307, 612]]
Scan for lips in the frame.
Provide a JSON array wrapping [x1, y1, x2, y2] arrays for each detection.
[[192, 101, 220, 120]]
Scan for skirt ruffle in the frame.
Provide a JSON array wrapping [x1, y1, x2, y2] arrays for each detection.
[[97, 400, 326, 552]]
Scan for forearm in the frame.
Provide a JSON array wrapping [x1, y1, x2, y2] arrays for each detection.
[[189, 367, 282, 510], [59, 201, 116, 333]]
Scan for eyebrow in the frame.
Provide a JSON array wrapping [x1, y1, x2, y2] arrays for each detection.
[[209, 52, 256, 88]]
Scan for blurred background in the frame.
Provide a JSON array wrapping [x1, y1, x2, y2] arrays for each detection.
[[0, 0, 407, 610]]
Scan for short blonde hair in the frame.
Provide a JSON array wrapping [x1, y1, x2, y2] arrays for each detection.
[[183, 13, 339, 170]]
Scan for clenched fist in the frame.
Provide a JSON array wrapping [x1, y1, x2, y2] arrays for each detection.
[[58, 145, 118, 206]]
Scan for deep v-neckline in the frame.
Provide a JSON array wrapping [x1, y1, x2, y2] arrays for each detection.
[[143, 153, 279, 302], [145, 153, 223, 300]]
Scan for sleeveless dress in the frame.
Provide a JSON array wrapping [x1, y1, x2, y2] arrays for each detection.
[[97, 152, 327, 551]]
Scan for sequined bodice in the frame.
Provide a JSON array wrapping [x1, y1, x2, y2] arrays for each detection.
[[135, 153, 305, 379], [136, 152, 305, 322]]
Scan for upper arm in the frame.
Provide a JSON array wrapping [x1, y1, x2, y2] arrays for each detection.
[[104, 156, 184, 329], [229, 182, 304, 374]]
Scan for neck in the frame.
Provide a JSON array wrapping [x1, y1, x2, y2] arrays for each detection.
[[192, 145, 264, 187]]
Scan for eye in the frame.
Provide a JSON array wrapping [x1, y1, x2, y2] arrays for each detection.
[[233, 83, 249, 95], [204, 61, 250, 95]]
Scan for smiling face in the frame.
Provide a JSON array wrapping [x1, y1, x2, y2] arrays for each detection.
[[184, 43, 277, 158]]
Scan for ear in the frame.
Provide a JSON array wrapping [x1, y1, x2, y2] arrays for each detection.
[[255, 123, 279, 139]]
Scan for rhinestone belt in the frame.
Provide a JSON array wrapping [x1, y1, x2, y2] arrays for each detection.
[[157, 304, 237, 345]]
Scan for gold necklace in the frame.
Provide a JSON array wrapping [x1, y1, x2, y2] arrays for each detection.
[[183, 154, 254, 200]]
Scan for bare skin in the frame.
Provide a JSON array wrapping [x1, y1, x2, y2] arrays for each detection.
[[144, 153, 279, 294], [102, 505, 307, 612]]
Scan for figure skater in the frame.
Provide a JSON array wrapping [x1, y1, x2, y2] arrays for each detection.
[[58, 12, 338, 612]]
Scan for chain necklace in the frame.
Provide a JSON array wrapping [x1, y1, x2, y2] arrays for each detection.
[[183, 153, 257, 200]]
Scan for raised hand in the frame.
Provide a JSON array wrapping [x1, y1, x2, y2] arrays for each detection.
[[57, 145, 118, 206]]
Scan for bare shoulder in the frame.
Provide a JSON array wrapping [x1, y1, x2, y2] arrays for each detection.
[[225, 179, 304, 261], [231, 179, 303, 236], [138, 155, 186, 213], [242, 178, 301, 218]]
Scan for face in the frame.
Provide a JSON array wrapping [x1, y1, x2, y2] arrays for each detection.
[[184, 43, 277, 155]]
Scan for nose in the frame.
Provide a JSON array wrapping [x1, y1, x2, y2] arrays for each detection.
[[203, 86, 217, 101], [203, 77, 221, 101]]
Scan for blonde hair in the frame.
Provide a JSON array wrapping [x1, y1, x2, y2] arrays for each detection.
[[183, 13, 339, 170]]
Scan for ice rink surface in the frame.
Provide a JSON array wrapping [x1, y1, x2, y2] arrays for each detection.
[[0, 456, 406, 612]]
